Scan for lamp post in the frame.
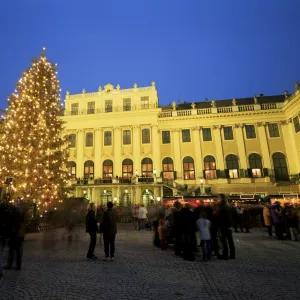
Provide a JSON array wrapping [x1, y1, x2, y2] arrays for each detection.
[[200, 179, 204, 195]]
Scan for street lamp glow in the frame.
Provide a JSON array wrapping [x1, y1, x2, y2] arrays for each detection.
[[114, 196, 117, 201], [125, 189, 128, 193], [157, 197, 161, 201], [104, 190, 107, 194], [153, 169, 157, 175], [200, 179, 204, 184]]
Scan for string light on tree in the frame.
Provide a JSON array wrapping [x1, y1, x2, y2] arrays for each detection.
[[0, 48, 70, 206]]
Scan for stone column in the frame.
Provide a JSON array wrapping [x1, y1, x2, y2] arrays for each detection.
[[113, 127, 122, 177], [76, 129, 84, 178], [212, 126, 225, 170], [172, 129, 182, 179], [133, 126, 141, 174], [192, 126, 202, 178], [256, 122, 271, 169], [234, 124, 248, 169], [94, 128, 102, 178], [280, 120, 300, 174], [152, 125, 161, 174]]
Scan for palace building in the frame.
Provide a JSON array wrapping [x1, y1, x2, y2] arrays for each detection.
[[63, 81, 300, 206]]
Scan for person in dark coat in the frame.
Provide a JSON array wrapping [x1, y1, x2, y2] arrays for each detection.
[[270, 202, 284, 240], [100, 201, 117, 261], [216, 194, 235, 260], [172, 201, 183, 256], [85, 203, 98, 259], [180, 204, 196, 261]]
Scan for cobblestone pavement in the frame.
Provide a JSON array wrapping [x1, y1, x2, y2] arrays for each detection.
[[1, 225, 300, 300]]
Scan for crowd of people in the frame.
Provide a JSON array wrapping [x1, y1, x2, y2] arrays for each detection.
[[154, 194, 236, 262], [263, 201, 299, 240]]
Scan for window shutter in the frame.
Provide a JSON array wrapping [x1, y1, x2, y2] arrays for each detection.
[[174, 171, 177, 180], [216, 169, 220, 178], [263, 168, 269, 177], [225, 169, 230, 178], [247, 168, 253, 178], [203, 170, 206, 179]]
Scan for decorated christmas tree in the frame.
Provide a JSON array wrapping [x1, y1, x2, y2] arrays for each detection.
[[0, 48, 69, 207]]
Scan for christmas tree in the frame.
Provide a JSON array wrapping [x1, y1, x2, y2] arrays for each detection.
[[0, 48, 70, 207]]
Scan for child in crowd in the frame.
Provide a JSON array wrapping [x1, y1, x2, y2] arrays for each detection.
[[158, 219, 167, 250], [196, 213, 212, 261]]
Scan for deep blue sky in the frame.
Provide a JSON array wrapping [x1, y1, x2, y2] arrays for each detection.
[[0, 0, 299, 108]]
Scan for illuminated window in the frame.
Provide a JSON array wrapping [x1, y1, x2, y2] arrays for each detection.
[[141, 158, 153, 177], [183, 156, 195, 180], [103, 160, 113, 178], [67, 161, 76, 179], [122, 159, 133, 178], [84, 160, 94, 179], [204, 155, 217, 179], [162, 157, 174, 180]]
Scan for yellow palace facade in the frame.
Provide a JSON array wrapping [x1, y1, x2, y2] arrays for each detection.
[[63, 82, 300, 206]]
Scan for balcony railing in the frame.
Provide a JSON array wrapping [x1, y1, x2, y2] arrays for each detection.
[[72, 176, 156, 185]]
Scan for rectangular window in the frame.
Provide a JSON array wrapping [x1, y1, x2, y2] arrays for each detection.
[[141, 96, 149, 109], [202, 128, 212, 141], [123, 130, 131, 145], [245, 125, 256, 139], [69, 134, 76, 148], [104, 131, 112, 146], [229, 169, 239, 179], [205, 170, 217, 179], [142, 128, 150, 144], [293, 116, 300, 133], [87, 101, 95, 114], [223, 126, 233, 140], [268, 123, 280, 138], [162, 131, 171, 144], [85, 132, 93, 147], [123, 98, 131, 111], [71, 103, 79, 115], [182, 129, 191, 143], [105, 100, 113, 113], [251, 169, 262, 178]]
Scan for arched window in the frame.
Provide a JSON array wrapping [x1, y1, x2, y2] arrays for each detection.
[[122, 159, 133, 178], [103, 160, 113, 178], [141, 158, 153, 177], [204, 155, 216, 179], [249, 153, 262, 178], [68, 134, 76, 148], [67, 161, 76, 179], [162, 157, 174, 180], [84, 160, 94, 179], [183, 156, 195, 180], [85, 132, 93, 147], [226, 154, 239, 179], [272, 152, 289, 181]]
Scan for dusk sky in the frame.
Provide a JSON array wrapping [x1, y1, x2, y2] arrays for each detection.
[[0, 0, 299, 108]]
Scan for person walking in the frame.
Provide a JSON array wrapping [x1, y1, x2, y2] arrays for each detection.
[[100, 201, 117, 261], [85, 203, 98, 259], [270, 201, 284, 240], [216, 194, 235, 260], [263, 203, 272, 237], [137, 204, 148, 231], [196, 212, 212, 261]]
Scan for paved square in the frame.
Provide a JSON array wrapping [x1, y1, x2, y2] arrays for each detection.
[[0, 225, 300, 300]]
